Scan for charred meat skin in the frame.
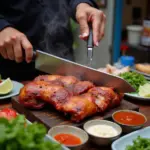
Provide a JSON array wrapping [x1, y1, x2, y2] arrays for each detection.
[[73, 81, 95, 95], [19, 81, 97, 122], [62, 93, 98, 122], [88, 87, 121, 112], [19, 75, 122, 122], [19, 81, 71, 110], [34, 75, 94, 95]]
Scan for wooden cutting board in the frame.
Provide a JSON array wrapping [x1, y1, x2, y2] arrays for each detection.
[[12, 96, 139, 129]]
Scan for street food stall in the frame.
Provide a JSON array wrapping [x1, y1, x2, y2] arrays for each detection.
[[0, 0, 150, 150], [0, 50, 150, 150]]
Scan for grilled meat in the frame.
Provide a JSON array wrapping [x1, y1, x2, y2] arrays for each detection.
[[34, 75, 94, 95], [88, 87, 121, 112], [61, 93, 98, 122], [19, 75, 122, 122]]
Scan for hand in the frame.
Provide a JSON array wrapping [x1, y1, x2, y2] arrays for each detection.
[[0, 27, 33, 63], [76, 3, 106, 46]]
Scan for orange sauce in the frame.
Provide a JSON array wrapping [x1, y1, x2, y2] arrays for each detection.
[[54, 133, 81, 145], [114, 111, 146, 126]]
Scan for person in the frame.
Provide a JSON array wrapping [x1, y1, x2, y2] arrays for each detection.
[[0, 1, 106, 80]]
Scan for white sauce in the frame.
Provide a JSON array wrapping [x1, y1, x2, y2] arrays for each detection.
[[87, 125, 118, 137]]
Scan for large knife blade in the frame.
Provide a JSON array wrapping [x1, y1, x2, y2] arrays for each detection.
[[34, 50, 135, 93]]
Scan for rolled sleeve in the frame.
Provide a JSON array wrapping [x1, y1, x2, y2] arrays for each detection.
[[0, 18, 12, 31], [69, 0, 98, 20]]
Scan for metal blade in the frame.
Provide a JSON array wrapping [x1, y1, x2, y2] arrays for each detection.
[[87, 24, 93, 67], [35, 50, 135, 93], [87, 47, 93, 67]]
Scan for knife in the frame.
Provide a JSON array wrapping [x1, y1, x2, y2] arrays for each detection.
[[33, 50, 135, 93], [87, 24, 93, 67]]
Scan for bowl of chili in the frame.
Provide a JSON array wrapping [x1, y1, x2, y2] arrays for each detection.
[[112, 110, 147, 133], [48, 125, 89, 150]]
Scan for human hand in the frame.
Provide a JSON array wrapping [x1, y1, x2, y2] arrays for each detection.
[[76, 3, 106, 46], [0, 27, 33, 63]]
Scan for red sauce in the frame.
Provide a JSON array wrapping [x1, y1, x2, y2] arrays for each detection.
[[113, 111, 146, 126], [0, 80, 2, 83], [54, 133, 81, 145]]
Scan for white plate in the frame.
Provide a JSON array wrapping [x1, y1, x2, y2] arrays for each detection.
[[112, 126, 150, 150], [125, 93, 150, 101], [0, 80, 24, 100]]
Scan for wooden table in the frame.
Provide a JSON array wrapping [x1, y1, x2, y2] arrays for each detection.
[[0, 98, 150, 150]]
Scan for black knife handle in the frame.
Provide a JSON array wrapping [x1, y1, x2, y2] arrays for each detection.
[[21, 49, 36, 62], [32, 51, 37, 61], [87, 24, 93, 48]]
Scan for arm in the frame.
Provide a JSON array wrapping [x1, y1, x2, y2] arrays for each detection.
[[69, 0, 98, 15], [0, 14, 12, 31]]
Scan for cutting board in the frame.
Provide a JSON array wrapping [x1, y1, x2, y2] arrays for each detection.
[[12, 96, 139, 129]]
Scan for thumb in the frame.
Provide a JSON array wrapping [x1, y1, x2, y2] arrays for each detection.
[[77, 14, 89, 39]]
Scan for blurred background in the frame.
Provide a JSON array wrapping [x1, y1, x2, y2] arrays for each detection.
[[72, 0, 150, 68]]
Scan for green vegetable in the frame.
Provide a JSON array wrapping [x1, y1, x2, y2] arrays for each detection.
[[126, 136, 150, 150], [0, 115, 61, 150], [139, 83, 150, 98], [120, 72, 147, 92]]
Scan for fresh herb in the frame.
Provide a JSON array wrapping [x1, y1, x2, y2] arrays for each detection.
[[126, 136, 150, 150], [120, 72, 147, 92], [0, 115, 61, 150]]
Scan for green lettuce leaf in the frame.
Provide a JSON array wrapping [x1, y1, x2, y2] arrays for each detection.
[[0, 115, 61, 150]]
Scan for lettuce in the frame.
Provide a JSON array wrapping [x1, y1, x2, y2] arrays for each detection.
[[0, 115, 61, 150], [120, 72, 147, 92], [126, 136, 150, 150]]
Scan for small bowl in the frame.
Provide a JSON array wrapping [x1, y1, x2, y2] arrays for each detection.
[[112, 110, 147, 133], [48, 125, 89, 150], [83, 120, 122, 146]]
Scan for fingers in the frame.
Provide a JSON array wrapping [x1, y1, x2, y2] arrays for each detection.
[[76, 3, 106, 47], [13, 36, 23, 63], [5, 38, 15, 60], [77, 13, 89, 40], [0, 43, 8, 59], [0, 27, 33, 63], [100, 13, 106, 40], [92, 11, 106, 46], [21, 35, 33, 63], [92, 14, 101, 47]]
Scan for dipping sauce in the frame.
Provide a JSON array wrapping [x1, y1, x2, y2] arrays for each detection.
[[113, 111, 146, 126], [54, 133, 81, 145], [87, 124, 118, 137]]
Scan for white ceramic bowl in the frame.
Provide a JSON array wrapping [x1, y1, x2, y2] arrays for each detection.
[[48, 125, 89, 150], [83, 120, 122, 146]]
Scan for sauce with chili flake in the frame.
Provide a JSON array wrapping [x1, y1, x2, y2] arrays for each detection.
[[113, 111, 146, 126], [54, 133, 81, 145]]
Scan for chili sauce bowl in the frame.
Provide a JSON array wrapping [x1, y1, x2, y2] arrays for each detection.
[[83, 120, 122, 146], [48, 125, 89, 150], [112, 110, 147, 133]]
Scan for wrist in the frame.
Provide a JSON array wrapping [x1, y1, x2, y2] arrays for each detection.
[[76, 3, 91, 11]]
